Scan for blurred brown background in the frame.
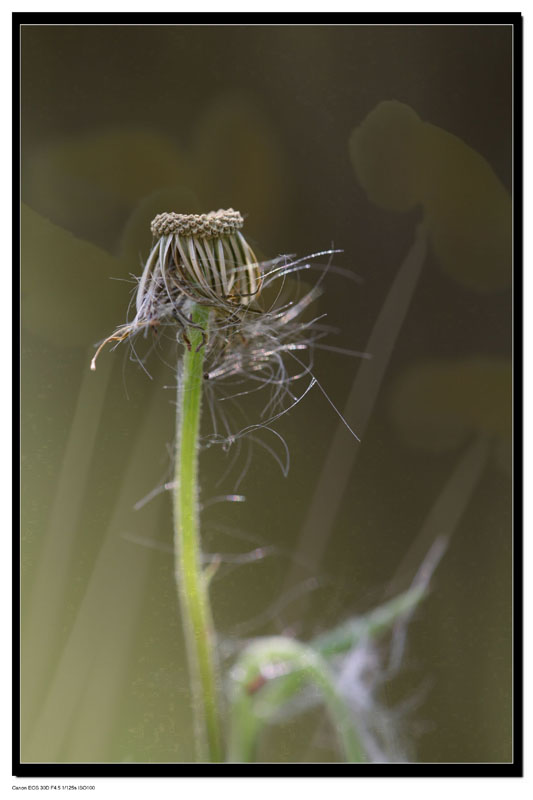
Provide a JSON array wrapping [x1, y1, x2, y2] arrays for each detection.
[[20, 24, 512, 763]]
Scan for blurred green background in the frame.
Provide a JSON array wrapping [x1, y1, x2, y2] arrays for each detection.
[[20, 24, 512, 763]]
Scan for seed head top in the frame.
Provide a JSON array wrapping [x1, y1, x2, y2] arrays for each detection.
[[91, 208, 260, 371], [150, 209, 244, 239]]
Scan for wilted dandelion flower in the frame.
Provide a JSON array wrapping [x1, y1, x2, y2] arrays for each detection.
[[91, 209, 261, 364], [91, 209, 353, 452]]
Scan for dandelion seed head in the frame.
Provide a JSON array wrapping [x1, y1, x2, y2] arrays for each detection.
[[92, 210, 359, 465]]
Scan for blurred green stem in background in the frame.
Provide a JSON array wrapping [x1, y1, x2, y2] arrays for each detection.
[[229, 637, 367, 764], [174, 304, 222, 762], [228, 584, 428, 762]]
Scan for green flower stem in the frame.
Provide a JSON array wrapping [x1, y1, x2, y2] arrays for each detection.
[[174, 304, 222, 762]]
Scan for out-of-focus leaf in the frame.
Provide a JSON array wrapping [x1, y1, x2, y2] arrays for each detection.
[[349, 101, 511, 290], [421, 123, 511, 291], [349, 101, 426, 212], [21, 203, 128, 348], [26, 128, 190, 205], [24, 95, 288, 254], [23, 129, 192, 244]]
